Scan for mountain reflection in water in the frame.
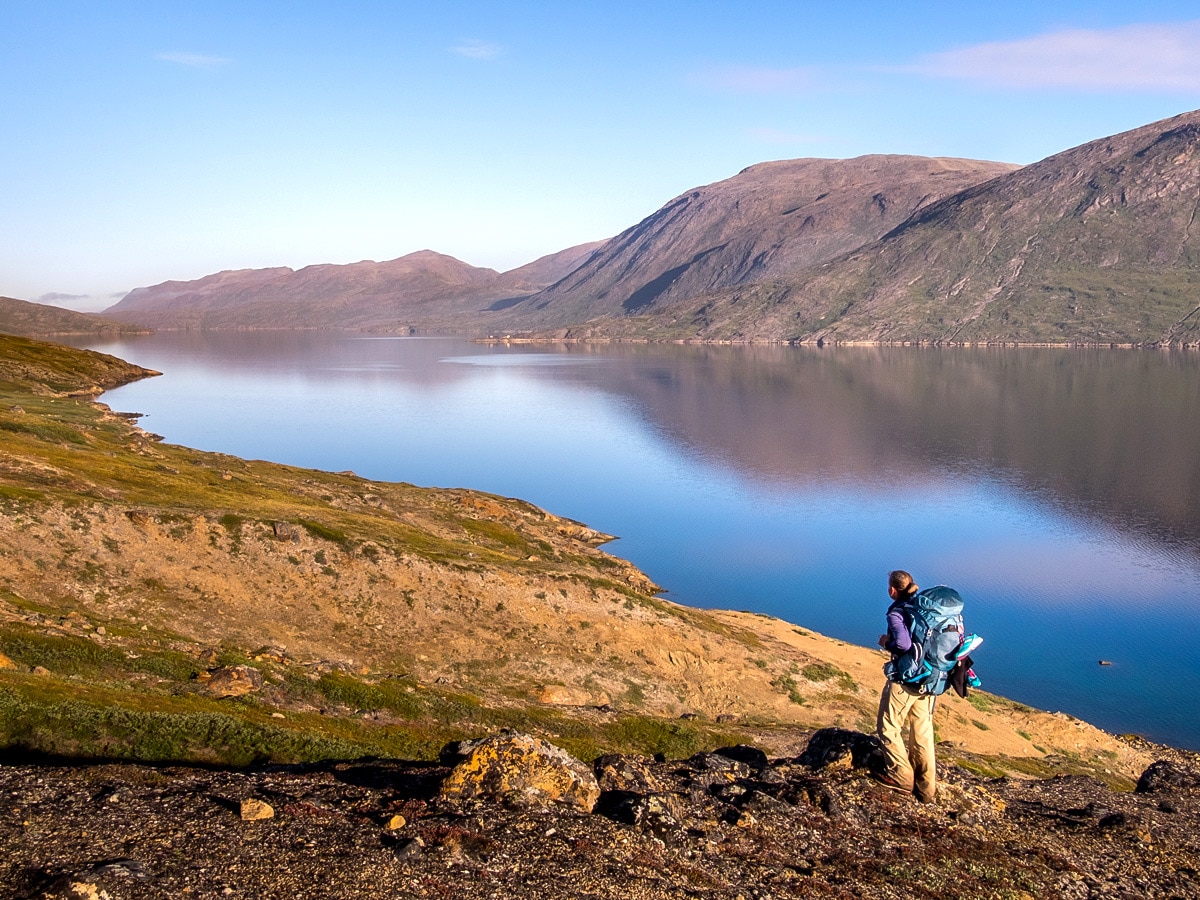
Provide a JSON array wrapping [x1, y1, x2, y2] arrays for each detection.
[[80, 333, 1200, 749]]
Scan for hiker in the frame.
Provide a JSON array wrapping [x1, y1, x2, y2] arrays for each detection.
[[874, 569, 937, 803]]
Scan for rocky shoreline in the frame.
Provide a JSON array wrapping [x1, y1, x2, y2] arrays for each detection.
[[5, 729, 1200, 900]]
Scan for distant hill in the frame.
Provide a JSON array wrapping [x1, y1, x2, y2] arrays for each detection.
[[535, 109, 1200, 345], [0, 295, 151, 338], [495, 155, 1018, 329], [104, 244, 603, 331]]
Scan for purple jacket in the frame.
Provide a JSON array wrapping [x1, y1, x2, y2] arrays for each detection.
[[884, 600, 913, 655]]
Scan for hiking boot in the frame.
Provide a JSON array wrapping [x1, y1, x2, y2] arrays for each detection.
[[870, 771, 912, 794]]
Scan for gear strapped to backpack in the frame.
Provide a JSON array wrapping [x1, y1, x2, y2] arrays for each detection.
[[883, 585, 980, 697]]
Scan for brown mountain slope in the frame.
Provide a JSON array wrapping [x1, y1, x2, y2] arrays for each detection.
[[496, 156, 1018, 329], [0, 296, 150, 338], [560, 108, 1200, 344], [105, 245, 603, 331]]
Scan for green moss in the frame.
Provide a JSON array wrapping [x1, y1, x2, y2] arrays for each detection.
[[298, 519, 350, 546], [595, 716, 748, 761], [0, 418, 88, 445], [0, 679, 448, 764], [218, 513, 244, 533], [966, 693, 996, 712], [771, 673, 805, 705], [0, 625, 199, 683], [802, 662, 857, 692]]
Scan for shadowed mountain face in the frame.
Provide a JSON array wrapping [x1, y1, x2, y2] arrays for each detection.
[[0, 296, 150, 338], [558, 109, 1200, 344], [496, 156, 1018, 328], [104, 244, 603, 331]]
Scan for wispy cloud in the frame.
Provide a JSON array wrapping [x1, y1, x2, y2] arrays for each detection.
[[156, 51, 231, 69], [691, 65, 819, 95], [451, 39, 502, 61], [911, 21, 1200, 91]]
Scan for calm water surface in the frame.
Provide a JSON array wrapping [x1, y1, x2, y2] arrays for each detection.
[[78, 333, 1200, 749]]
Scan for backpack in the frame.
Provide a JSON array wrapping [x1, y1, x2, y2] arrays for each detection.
[[883, 585, 966, 696]]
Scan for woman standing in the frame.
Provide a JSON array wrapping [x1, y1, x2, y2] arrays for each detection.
[[874, 569, 937, 803]]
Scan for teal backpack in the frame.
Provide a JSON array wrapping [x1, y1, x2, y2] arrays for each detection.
[[883, 585, 968, 696]]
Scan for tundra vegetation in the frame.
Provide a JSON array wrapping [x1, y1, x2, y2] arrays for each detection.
[[0, 334, 1162, 789]]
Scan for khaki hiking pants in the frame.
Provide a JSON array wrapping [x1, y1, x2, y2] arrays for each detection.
[[876, 680, 937, 802]]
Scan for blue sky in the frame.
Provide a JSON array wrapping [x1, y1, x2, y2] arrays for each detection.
[[3, 1, 1200, 309]]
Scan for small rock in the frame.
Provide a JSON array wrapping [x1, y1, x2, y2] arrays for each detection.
[[534, 684, 610, 707], [272, 522, 301, 542], [239, 798, 275, 821], [32, 665, 51, 676], [384, 814, 406, 830], [392, 836, 424, 862]]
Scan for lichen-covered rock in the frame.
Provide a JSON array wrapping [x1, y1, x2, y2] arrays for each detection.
[[198, 664, 263, 698], [439, 733, 600, 812], [593, 753, 664, 793]]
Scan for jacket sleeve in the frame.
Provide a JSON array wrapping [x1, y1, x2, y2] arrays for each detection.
[[885, 606, 912, 653]]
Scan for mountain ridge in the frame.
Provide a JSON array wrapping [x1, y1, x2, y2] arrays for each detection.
[[542, 109, 1200, 344], [497, 155, 1019, 329], [97, 107, 1200, 344], [105, 244, 603, 331]]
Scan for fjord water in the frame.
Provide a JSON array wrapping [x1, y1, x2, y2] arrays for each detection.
[[79, 333, 1200, 749]]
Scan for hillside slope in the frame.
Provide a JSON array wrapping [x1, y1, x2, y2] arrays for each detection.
[[497, 156, 1018, 329], [552, 109, 1200, 344], [0, 295, 150, 338], [0, 335, 1148, 776]]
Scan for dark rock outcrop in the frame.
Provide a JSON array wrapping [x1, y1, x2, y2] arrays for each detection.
[[3, 731, 1199, 899]]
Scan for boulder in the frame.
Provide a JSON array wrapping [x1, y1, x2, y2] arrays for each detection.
[[439, 733, 600, 812], [1136, 760, 1200, 795], [199, 665, 263, 698], [713, 744, 769, 769], [593, 753, 664, 793], [798, 728, 884, 772]]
